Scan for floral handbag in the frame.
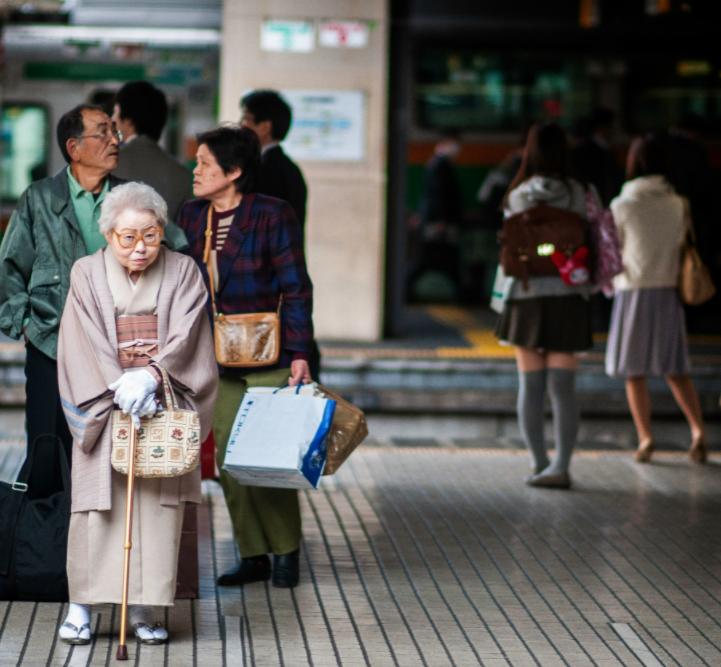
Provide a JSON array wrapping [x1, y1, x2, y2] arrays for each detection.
[[110, 367, 201, 478]]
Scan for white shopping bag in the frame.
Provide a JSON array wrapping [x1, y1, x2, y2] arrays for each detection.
[[222, 386, 336, 489]]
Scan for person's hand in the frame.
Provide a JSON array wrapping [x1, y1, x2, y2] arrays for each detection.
[[129, 394, 159, 429], [288, 359, 312, 386], [108, 369, 158, 415], [136, 394, 159, 419]]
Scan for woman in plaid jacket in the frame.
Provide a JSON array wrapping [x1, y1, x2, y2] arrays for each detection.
[[178, 125, 313, 588]]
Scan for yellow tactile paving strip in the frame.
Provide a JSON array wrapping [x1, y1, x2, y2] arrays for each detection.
[[322, 306, 721, 363]]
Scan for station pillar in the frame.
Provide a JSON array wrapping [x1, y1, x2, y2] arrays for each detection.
[[219, 1, 389, 341]]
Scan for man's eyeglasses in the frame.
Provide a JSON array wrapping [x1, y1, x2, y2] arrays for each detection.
[[113, 226, 163, 249], [78, 127, 123, 143]]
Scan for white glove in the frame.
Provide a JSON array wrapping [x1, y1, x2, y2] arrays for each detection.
[[129, 394, 159, 429], [137, 394, 160, 419], [108, 369, 158, 417]]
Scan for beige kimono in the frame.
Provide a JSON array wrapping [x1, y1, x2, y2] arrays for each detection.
[[58, 247, 218, 606]]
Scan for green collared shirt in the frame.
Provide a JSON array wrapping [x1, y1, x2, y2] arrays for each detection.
[[66, 167, 109, 253]]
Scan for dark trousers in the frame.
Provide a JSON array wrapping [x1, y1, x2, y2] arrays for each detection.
[[24, 343, 72, 476]]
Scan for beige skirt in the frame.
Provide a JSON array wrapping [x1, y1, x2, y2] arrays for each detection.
[[67, 469, 184, 606]]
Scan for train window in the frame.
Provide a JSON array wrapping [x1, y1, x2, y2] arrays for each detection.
[[626, 57, 721, 133], [0, 103, 50, 203], [416, 49, 592, 131]]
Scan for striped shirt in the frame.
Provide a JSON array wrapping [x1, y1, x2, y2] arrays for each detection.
[[212, 205, 238, 251], [210, 205, 239, 280]]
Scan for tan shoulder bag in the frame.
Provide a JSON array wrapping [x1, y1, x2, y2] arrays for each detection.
[[678, 199, 715, 306], [203, 205, 281, 367]]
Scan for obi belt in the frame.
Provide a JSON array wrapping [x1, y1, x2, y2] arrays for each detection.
[[116, 315, 159, 370]]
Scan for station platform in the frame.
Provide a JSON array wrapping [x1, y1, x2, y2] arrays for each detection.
[[3, 305, 721, 417], [2, 423, 721, 666], [321, 306, 721, 416]]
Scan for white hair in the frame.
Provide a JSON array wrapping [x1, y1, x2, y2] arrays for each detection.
[[98, 181, 168, 234]]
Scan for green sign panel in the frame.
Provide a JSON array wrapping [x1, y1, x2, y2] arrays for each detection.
[[24, 62, 146, 82]]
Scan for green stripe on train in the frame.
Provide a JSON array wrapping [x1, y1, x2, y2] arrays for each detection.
[[24, 62, 146, 82]]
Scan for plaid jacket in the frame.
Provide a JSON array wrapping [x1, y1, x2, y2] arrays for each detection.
[[178, 193, 313, 367]]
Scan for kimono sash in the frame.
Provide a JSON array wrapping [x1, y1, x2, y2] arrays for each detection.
[[116, 315, 159, 369]]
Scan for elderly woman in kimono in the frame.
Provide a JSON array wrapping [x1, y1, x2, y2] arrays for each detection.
[[56, 182, 218, 645]]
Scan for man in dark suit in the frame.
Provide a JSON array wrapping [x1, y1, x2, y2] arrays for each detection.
[[570, 107, 624, 207], [240, 90, 322, 378], [240, 90, 307, 235], [112, 81, 192, 221], [112, 81, 198, 597]]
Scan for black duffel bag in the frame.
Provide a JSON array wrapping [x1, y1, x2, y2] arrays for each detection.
[[0, 434, 70, 601]]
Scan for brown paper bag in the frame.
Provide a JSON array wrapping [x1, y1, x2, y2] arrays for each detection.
[[316, 385, 368, 475]]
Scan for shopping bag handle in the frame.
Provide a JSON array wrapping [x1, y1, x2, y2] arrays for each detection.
[[272, 383, 303, 395]]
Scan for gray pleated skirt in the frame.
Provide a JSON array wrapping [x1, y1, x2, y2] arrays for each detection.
[[605, 287, 690, 378]]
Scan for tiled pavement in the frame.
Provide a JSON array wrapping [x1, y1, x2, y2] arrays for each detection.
[[2, 427, 721, 664]]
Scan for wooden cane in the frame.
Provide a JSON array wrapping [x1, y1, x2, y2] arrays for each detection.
[[116, 417, 138, 661]]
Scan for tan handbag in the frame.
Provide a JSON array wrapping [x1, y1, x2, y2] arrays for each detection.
[[315, 384, 368, 475], [678, 203, 716, 306], [203, 206, 281, 367], [111, 367, 201, 478]]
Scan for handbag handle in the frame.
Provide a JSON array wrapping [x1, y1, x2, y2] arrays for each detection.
[[202, 205, 283, 320], [681, 197, 697, 246], [156, 365, 178, 411]]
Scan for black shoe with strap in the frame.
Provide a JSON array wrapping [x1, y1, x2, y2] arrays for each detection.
[[216, 555, 271, 586], [272, 549, 300, 588]]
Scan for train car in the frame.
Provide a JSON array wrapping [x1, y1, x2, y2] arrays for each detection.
[[386, 1, 721, 333], [0, 21, 220, 234]]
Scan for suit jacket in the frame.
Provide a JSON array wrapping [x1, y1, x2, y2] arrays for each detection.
[[256, 145, 307, 236], [113, 135, 193, 221], [178, 193, 313, 368], [571, 139, 624, 207], [418, 154, 462, 225]]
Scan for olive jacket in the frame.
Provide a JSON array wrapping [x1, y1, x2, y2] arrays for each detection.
[[0, 169, 187, 359]]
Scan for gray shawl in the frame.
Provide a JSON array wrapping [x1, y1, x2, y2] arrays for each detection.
[[57, 246, 218, 512]]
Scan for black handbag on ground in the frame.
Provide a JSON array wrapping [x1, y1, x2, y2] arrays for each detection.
[[0, 434, 70, 601]]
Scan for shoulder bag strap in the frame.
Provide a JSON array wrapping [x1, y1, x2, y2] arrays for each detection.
[[202, 205, 220, 319], [681, 196, 696, 245], [203, 200, 283, 317]]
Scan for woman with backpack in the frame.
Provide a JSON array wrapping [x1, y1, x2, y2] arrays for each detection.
[[605, 135, 706, 463], [495, 122, 597, 489]]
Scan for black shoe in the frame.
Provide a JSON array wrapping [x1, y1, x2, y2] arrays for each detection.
[[216, 555, 270, 586], [272, 549, 300, 588]]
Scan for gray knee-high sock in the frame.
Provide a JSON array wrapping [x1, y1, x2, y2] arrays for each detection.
[[517, 369, 548, 472], [546, 368, 578, 474]]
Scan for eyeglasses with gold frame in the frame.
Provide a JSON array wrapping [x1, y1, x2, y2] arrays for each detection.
[[112, 226, 163, 249]]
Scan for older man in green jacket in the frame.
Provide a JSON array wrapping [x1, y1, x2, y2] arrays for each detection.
[[0, 103, 186, 468]]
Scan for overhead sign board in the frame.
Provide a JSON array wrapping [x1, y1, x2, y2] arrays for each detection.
[[282, 90, 366, 162], [318, 21, 370, 48], [260, 20, 314, 53]]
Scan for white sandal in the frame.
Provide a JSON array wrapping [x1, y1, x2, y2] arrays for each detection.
[[133, 622, 168, 645], [58, 621, 92, 645]]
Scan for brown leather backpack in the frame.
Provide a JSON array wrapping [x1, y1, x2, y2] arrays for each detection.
[[499, 205, 587, 287]]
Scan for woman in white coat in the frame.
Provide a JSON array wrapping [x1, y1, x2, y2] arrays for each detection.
[[605, 135, 706, 463]]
